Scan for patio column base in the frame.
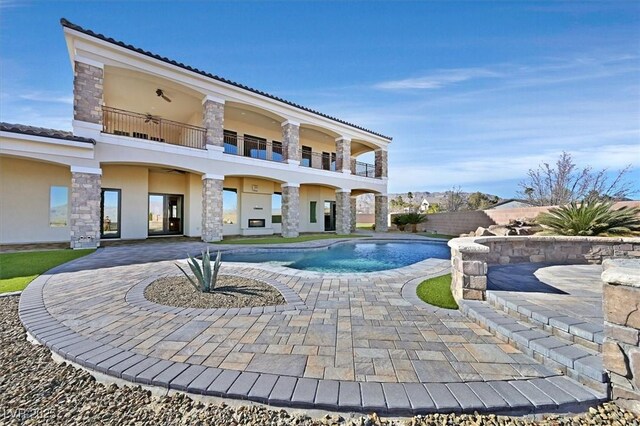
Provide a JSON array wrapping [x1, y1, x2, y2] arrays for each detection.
[[335, 190, 351, 235], [202, 175, 223, 242], [70, 168, 102, 249], [281, 183, 300, 238]]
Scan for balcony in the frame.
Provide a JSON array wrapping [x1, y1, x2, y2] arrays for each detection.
[[102, 106, 206, 149], [353, 161, 376, 178], [223, 131, 285, 162]]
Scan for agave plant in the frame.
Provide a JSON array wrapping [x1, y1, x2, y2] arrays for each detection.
[[175, 248, 222, 292], [536, 201, 640, 236]]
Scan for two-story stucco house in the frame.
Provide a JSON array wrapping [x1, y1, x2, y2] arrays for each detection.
[[0, 19, 391, 248]]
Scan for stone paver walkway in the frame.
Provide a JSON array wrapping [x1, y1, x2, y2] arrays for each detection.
[[19, 237, 606, 415]]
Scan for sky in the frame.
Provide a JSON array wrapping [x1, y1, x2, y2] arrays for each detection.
[[1, 0, 639, 198]]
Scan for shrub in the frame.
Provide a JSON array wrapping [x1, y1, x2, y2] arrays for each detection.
[[392, 212, 428, 232], [536, 201, 640, 236], [176, 248, 222, 292]]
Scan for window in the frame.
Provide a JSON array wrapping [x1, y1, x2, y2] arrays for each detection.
[[272, 141, 283, 162], [223, 130, 238, 155], [310, 201, 317, 223], [223, 188, 238, 225], [49, 186, 68, 227], [272, 192, 282, 224], [301, 146, 312, 167]]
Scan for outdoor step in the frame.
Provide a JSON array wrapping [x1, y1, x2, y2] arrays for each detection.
[[486, 291, 603, 353], [461, 300, 607, 393]]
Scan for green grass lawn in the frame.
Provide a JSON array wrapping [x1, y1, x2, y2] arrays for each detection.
[[0, 249, 95, 293], [416, 274, 458, 309], [218, 233, 370, 245], [418, 233, 456, 240]]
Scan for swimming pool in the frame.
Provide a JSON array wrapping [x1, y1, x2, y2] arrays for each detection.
[[220, 241, 450, 273]]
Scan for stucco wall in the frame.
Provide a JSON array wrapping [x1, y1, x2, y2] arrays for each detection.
[[0, 157, 72, 244], [101, 165, 149, 240]]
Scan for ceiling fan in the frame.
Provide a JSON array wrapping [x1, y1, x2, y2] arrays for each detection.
[[156, 88, 172, 102], [144, 113, 160, 124]]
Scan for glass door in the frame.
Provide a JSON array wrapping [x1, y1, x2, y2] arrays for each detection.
[[324, 201, 336, 231], [101, 189, 121, 239], [149, 194, 183, 235]]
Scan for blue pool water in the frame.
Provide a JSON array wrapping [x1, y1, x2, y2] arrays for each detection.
[[220, 241, 450, 273]]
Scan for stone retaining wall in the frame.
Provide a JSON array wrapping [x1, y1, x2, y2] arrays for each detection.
[[601, 259, 640, 413], [448, 236, 640, 301]]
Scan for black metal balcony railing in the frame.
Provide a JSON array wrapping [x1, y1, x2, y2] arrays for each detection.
[[354, 161, 376, 178], [223, 133, 285, 162], [102, 106, 206, 149], [300, 149, 339, 172]]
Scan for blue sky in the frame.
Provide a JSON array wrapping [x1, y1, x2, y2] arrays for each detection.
[[1, 1, 639, 197]]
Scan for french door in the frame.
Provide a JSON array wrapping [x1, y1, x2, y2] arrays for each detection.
[[148, 194, 183, 235], [101, 189, 121, 239], [324, 201, 336, 231]]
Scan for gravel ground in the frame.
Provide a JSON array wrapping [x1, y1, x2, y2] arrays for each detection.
[[1, 296, 639, 425], [144, 275, 285, 309]]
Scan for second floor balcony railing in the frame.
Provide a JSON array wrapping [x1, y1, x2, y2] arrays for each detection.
[[300, 149, 338, 172], [102, 106, 206, 149], [223, 133, 285, 162], [354, 161, 376, 178]]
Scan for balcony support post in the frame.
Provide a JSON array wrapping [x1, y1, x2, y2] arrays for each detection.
[[74, 60, 104, 125], [203, 95, 225, 149], [281, 183, 300, 238], [375, 149, 388, 178], [335, 189, 352, 235], [70, 167, 102, 249], [202, 174, 224, 242], [375, 194, 389, 232], [350, 196, 357, 233], [282, 121, 300, 164], [336, 137, 352, 174]]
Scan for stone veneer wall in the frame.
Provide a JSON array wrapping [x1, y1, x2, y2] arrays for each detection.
[[336, 138, 351, 172], [350, 197, 357, 232], [201, 178, 223, 242], [281, 185, 300, 238], [203, 99, 224, 148], [282, 123, 300, 163], [601, 259, 640, 413], [70, 172, 101, 249], [448, 236, 640, 301], [74, 61, 103, 125], [335, 191, 352, 235], [375, 195, 389, 232], [374, 150, 388, 178]]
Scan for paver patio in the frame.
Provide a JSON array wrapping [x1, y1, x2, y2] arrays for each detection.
[[19, 236, 606, 414]]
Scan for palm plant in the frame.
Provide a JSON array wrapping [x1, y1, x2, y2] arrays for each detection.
[[536, 201, 640, 236], [392, 212, 428, 232], [176, 248, 222, 292]]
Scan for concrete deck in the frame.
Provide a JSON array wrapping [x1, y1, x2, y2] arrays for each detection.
[[19, 236, 606, 415]]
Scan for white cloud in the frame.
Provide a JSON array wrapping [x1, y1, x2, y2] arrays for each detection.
[[375, 68, 501, 90], [19, 92, 73, 105]]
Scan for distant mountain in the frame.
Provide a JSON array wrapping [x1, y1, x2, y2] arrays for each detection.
[[356, 191, 500, 214]]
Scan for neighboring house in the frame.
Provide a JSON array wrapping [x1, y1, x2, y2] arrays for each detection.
[[488, 199, 535, 210], [0, 19, 390, 248], [418, 199, 430, 212]]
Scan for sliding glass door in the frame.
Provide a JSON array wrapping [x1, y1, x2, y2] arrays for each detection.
[[149, 194, 183, 235], [101, 189, 121, 239]]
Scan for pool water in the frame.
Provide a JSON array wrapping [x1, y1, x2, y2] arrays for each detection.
[[220, 241, 450, 273]]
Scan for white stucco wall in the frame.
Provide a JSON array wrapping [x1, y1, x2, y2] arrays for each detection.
[[101, 165, 149, 240]]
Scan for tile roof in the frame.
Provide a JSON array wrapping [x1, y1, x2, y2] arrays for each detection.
[[0, 122, 96, 144], [60, 18, 392, 141]]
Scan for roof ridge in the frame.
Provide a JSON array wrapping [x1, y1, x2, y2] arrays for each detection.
[[60, 18, 392, 141]]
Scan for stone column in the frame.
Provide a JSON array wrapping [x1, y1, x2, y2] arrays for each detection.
[[374, 194, 389, 232], [448, 241, 489, 301], [70, 167, 102, 249], [203, 96, 225, 149], [336, 137, 351, 174], [282, 121, 300, 164], [350, 196, 357, 232], [375, 149, 388, 179], [335, 190, 352, 235], [202, 175, 224, 242], [350, 158, 357, 175], [281, 184, 300, 238], [602, 259, 640, 414], [74, 61, 103, 125]]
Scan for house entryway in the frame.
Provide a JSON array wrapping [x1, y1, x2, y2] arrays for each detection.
[[324, 201, 336, 231], [148, 194, 183, 235], [101, 189, 121, 239]]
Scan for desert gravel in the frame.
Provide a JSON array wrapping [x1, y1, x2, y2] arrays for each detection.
[[1, 296, 638, 425], [144, 274, 285, 309]]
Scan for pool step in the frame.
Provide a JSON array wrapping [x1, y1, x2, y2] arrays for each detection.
[[460, 300, 607, 393], [486, 291, 603, 353]]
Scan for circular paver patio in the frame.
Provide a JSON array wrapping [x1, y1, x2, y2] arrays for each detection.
[[19, 237, 606, 415]]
